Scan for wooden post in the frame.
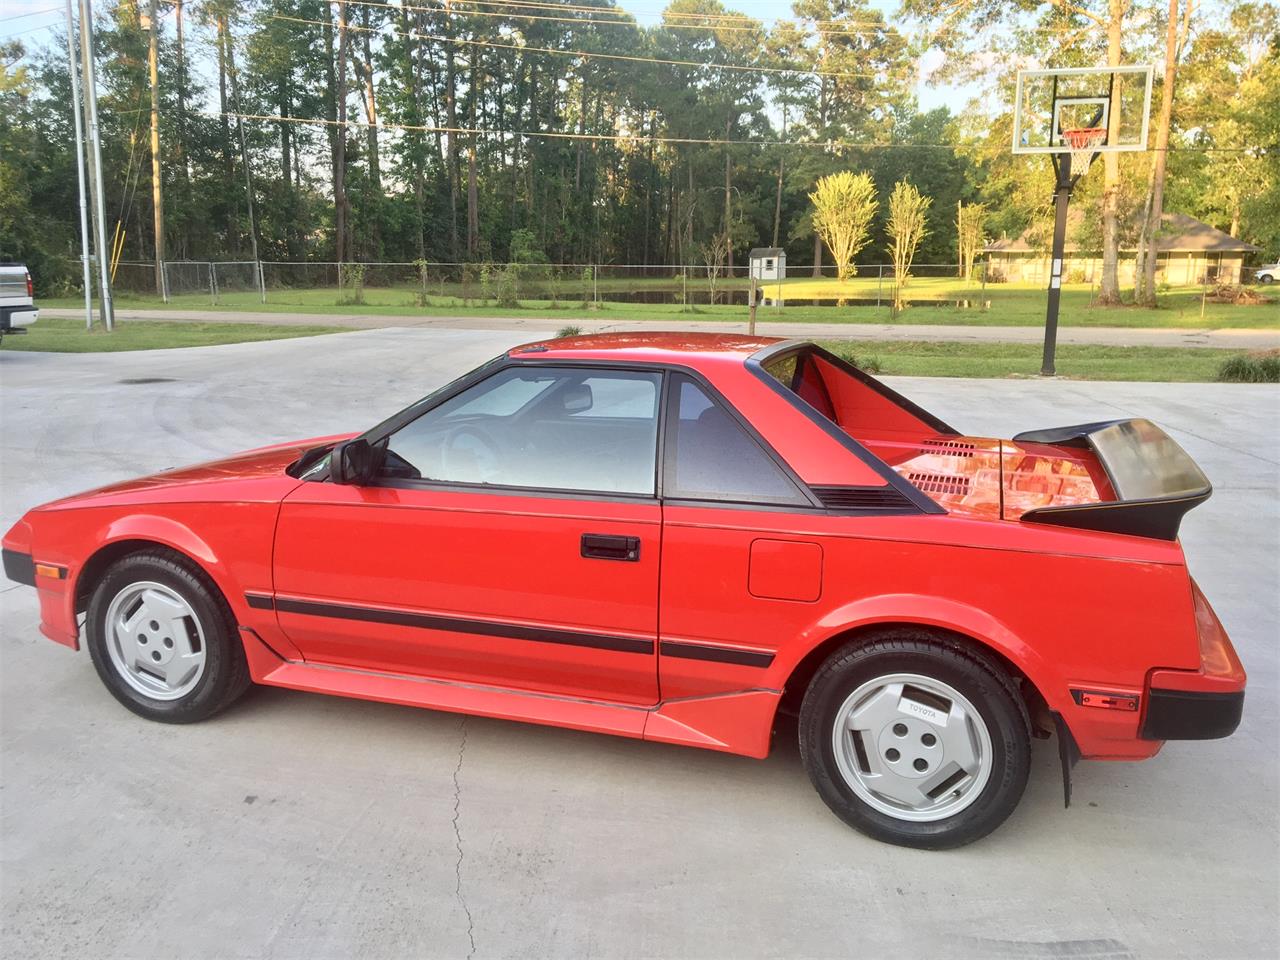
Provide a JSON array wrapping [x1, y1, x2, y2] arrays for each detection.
[[748, 269, 757, 335]]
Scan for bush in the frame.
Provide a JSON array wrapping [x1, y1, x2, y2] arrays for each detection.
[[413, 259, 431, 307], [1217, 350, 1280, 383], [556, 325, 582, 338], [336, 263, 365, 305], [493, 264, 520, 307], [460, 262, 482, 304]]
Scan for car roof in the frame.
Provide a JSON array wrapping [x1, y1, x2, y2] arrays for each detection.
[[506, 331, 789, 365]]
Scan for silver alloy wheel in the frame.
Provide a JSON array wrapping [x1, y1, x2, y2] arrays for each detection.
[[831, 672, 994, 823], [104, 581, 207, 701]]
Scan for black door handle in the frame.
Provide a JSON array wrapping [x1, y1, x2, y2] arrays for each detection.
[[581, 533, 641, 562]]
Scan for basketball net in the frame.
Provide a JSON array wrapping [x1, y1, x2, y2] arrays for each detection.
[[1062, 127, 1106, 177]]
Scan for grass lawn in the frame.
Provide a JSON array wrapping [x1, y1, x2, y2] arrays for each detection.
[[1, 317, 353, 353], [43, 280, 1278, 329], [818, 339, 1249, 382]]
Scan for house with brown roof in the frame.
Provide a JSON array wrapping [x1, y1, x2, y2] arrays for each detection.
[[984, 212, 1260, 285]]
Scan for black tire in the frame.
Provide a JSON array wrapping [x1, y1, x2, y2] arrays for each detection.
[[799, 630, 1031, 850], [1260, 274, 1275, 284], [86, 549, 251, 723]]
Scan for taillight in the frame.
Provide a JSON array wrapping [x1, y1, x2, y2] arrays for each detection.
[[26, 272, 33, 297]]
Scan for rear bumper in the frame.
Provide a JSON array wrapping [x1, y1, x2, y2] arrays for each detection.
[[1139, 579, 1245, 741], [0, 305, 38, 331], [1140, 688, 1244, 740]]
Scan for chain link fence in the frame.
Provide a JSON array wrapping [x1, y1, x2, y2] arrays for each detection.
[[72, 258, 1003, 312]]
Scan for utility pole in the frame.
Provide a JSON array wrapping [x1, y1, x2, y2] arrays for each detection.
[[146, 0, 167, 301], [63, 0, 93, 330], [78, 0, 114, 331]]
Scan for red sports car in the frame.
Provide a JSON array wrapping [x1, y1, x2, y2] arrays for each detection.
[[2, 334, 1245, 848]]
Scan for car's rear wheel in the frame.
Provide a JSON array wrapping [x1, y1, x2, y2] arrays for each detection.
[[799, 631, 1030, 849], [1260, 274, 1275, 284], [86, 550, 250, 723]]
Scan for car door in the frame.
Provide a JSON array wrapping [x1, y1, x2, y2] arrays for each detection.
[[271, 364, 664, 706], [657, 374, 830, 702]]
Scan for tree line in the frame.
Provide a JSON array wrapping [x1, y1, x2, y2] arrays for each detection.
[[0, 0, 1275, 302]]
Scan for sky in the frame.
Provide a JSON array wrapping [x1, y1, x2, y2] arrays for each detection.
[[0, 0, 973, 112]]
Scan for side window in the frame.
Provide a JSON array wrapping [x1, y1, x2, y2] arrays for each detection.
[[761, 350, 835, 421], [664, 377, 808, 505], [381, 367, 662, 495]]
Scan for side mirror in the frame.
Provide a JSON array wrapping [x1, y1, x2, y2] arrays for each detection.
[[329, 438, 381, 485], [561, 383, 593, 414]]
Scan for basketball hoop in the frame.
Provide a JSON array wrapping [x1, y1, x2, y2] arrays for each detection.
[[1013, 65, 1155, 376], [1062, 127, 1106, 176]]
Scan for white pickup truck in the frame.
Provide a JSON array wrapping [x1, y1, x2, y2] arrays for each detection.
[[0, 264, 38, 343]]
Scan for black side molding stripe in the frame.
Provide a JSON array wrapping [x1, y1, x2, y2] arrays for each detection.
[[271, 595, 654, 655], [245, 593, 275, 610], [660, 640, 775, 668]]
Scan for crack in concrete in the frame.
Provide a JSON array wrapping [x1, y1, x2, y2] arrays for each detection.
[[452, 718, 476, 959]]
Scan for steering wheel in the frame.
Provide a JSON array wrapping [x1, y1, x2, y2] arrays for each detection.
[[441, 424, 504, 483]]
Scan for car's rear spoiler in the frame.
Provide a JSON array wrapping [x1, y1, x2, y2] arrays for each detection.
[[1013, 419, 1211, 541]]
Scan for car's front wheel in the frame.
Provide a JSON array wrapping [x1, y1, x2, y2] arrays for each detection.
[[1259, 274, 1275, 284], [86, 550, 251, 723], [799, 631, 1031, 849]]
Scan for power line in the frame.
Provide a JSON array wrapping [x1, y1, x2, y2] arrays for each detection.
[[342, 0, 892, 39], [0, 7, 60, 22], [1, 21, 59, 39], [274, 12, 886, 80], [344, 0, 1074, 39], [222, 109, 957, 149], [220, 110, 1250, 153], [441, 0, 897, 32]]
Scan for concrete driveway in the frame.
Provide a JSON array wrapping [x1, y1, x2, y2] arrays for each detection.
[[2, 328, 1277, 960], [41, 306, 1280, 349]]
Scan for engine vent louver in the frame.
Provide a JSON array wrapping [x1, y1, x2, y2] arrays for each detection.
[[906, 472, 972, 497], [811, 485, 918, 513], [920, 438, 976, 457]]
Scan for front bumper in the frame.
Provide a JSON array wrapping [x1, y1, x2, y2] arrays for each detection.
[[2, 547, 35, 585]]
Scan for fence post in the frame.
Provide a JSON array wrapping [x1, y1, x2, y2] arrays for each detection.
[[593, 264, 598, 307], [682, 265, 688, 312], [876, 264, 883, 310], [980, 260, 988, 310], [209, 261, 217, 305], [257, 260, 266, 304]]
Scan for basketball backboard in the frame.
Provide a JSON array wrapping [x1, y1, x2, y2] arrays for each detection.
[[1012, 65, 1154, 155]]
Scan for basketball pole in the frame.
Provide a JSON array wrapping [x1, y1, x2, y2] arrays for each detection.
[[1040, 153, 1074, 377]]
